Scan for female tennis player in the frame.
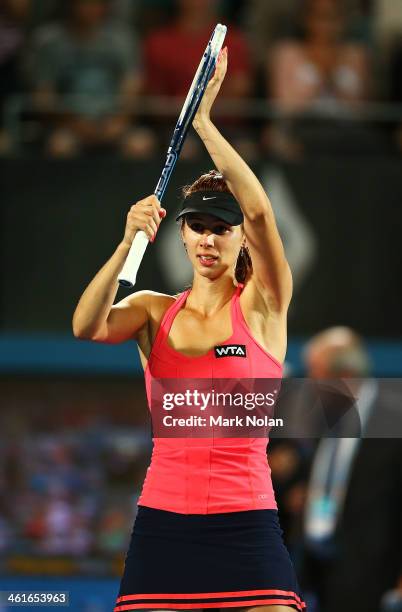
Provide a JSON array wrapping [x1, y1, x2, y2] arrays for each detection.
[[73, 47, 306, 612]]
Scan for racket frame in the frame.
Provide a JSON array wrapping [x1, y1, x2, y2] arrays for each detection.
[[118, 23, 227, 288]]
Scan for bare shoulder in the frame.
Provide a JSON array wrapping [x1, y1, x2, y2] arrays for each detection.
[[104, 290, 176, 346], [130, 288, 176, 322], [131, 290, 178, 361], [117, 289, 173, 305], [115, 289, 175, 317], [145, 290, 177, 320]]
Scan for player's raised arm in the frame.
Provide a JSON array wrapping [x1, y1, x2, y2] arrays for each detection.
[[72, 195, 166, 343], [192, 47, 292, 312]]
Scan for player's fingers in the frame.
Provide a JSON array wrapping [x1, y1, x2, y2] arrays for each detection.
[[133, 198, 165, 220], [216, 47, 227, 73], [133, 196, 161, 218], [138, 194, 160, 207], [139, 216, 157, 240], [143, 205, 163, 227], [130, 200, 152, 213], [211, 58, 226, 85], [149, 203, 164, 227], [148, 225, 158, 241], [217, 47, 226, 65], [127, 208, 158, 240], [217, 54, 227, 77], [146, 214, 158, 233]]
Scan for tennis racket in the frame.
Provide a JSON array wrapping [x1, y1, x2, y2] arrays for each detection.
[[118, 23, 227, 288]]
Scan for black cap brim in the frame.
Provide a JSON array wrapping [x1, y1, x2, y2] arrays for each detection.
[[175, 205, 243, 226]]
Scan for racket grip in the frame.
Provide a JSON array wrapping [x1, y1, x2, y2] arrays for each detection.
[[118, 230, 149, 288]]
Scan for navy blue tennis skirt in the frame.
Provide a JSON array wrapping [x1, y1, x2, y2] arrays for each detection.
[[114, 506, 306, 611]]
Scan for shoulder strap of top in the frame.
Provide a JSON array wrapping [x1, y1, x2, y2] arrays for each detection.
[[230, 282, 244, 327], [151, 289, 190, 356], [232, 282, 247, 327], [232, 282, 283, 370]]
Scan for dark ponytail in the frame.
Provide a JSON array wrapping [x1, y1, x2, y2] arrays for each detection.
[[234, 244, 252, 284]]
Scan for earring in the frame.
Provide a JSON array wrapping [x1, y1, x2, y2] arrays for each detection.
[[183, 242, 187, 251]]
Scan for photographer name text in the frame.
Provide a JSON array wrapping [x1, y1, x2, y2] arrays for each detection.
[[162, 415, 283, 427]]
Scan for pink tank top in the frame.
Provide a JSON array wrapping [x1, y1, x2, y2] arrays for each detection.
[[137, 283, 283, 514]]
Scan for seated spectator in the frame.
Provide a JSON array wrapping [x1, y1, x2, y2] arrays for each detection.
[[0, 0, 31, 155], [143, 0, 254, 159], [96, 506, 130, 554], [265, 0, 372, 158], [30, 0, 154, 158], [126, 0, 175, 35], [389, 38, 402, 152], [374, 0, 402, 53], [29, 0, 60, 27], [245, 0, 303, 67]]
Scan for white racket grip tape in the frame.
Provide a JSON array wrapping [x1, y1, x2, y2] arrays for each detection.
[[118, 230, 149, 288]]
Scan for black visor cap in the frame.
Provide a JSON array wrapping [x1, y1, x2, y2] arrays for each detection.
[[175, 191, 244, 226]]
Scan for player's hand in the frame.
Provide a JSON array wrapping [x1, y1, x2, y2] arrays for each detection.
[[194, 46, 228, 124], [122, 195, 166, 247]]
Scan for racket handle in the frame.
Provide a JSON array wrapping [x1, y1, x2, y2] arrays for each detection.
[[118, 230, 149, 288]]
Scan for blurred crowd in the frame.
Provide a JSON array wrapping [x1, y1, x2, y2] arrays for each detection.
[[0, 415, 151, 556], [1, 0, 402, 159]]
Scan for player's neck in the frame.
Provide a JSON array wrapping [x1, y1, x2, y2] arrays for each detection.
[[186, 276, 237, 317]]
